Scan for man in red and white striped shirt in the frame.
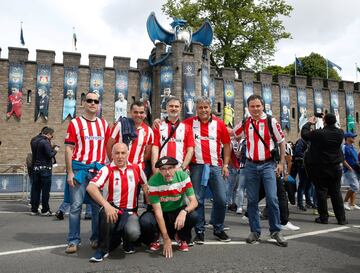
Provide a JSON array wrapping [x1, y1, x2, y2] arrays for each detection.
[[107, 101, 153, 170], [151, 97, 194, 174], [233, 94, 288, 247], [64, 92, 111, 254], [183, 96, 231, 244], [87, 143, 148, 262]]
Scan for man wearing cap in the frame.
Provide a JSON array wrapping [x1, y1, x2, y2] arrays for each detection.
[[342, 132, 360, 210], [139, 156, 198, 258], [301, 113, 347, 225]]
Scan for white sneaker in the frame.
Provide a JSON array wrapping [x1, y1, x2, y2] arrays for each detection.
[[352, 204, 360, 210], [344, 202, 352, 211], [281, 221, 300, 231], [241, 215, 249, 224], [236, 208, 243, 214]]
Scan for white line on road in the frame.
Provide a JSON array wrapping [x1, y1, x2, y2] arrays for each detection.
[[0, 226, 352, 257]]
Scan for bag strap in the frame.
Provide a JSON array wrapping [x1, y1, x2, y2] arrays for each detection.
[[159, 121, 180, 154], [250, 118, 270, 150], [249, 115, 278, 151]]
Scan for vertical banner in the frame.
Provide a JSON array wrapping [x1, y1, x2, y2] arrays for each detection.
[[297, 87, 307, 130], [183, 62, 196, 118], [223, 80, 235, 127], [115, 70, 129, 121], [160, 64, 174, 119], [209, 78, 216, 111], [345, 91, 356, 132], [313, 89, 324, 129], [7, 63, 24, 119], [201, 64, 210, 97], [62, 67, 78, 121], [280, 85, 291, 130], [35, 64, 51, 121], [89, 69, 104, 117], [139, 71, 152, 122], [330, 90, 340, 127], [262, 83, 272, 116], [243, 82, 253, 117]]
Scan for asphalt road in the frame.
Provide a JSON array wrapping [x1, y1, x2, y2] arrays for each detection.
[[0, 198, 359, 273]]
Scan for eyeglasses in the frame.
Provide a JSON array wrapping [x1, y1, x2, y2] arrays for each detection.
[[86, 99, 100, 104]]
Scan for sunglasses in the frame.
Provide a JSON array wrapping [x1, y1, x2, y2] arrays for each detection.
[[86, 99, 100, 104]]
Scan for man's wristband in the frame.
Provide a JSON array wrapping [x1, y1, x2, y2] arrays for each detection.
[[223, 164, 229, 168], [182, 208, 189, 214]]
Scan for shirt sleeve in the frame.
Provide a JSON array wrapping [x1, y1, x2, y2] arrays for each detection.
[[64, 121, 76, 145], [233, 120, 244, 138], [219, 121, 231, 144], [271, 117, 285, 143], [153, 127, 161, 147], [147, 127, 154, 145], [89, 166, 110, 189], [110, 122, 122, 143]]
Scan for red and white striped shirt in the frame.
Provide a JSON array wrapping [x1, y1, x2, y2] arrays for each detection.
[[110, 121, 154, 168], [183, 115, 231, 166], [65, 116, 110, 164], [233, 113, 285, 161], [90, 162, 147, 210], [153, 120, 194, 165]]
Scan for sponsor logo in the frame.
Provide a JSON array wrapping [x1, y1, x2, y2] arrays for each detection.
[[84, 136, 105, 141]]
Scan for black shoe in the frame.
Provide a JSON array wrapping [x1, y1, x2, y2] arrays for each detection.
[[227, 203, 237, 211], [246, 232, 260, 244], [194, 233, 205, 244], [298, 205, 307, 211], [213, 231, 231, 242], [123, 242, 135, 254], [337, 219, 348, 225], [55, 210, 64, 220], [84, 215, 92, 220], [270, 231, 288, 247], [315, 217, 328, 224]]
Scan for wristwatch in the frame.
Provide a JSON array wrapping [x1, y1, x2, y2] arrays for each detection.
[[182, 208, 189, 214], [223, 164, 229, 168]]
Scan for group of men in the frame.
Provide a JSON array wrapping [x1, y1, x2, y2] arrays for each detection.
[[55, 91, 349, 262]]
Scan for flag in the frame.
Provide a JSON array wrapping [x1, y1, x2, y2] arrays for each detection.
[[73, 30, 77, 50], [295, 57, 303, 68], [357, 66, 360, 73], [327, 59, 342, 71], [20, 26, 25, 46]]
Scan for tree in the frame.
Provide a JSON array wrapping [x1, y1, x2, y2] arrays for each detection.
[[162, 0, 293, 74]]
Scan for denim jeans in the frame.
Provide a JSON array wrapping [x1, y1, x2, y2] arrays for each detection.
[[67, 171, 99, 245], [235, 169, 246, 208], [343, 171, 360, 192], [58, 201, 92, 216], [190, 164, 227, 234], [30, 169, 52, 213], [244, 160, 281, 235], [297, 166, 314, 206], [226, 166, 240, 205]]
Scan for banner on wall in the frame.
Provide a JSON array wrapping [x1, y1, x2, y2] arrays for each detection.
[[114, 70, 129, 121], [7, 63, 24, 119], [223, 80, 235, 127], [209, 78, 215, 111], [297, 87, 307, 131], [62, 67, 78, 121], [280, 85, 291, 130], [243, 82, 253, 117], [330, 90, 340, 127], [89, 69, 104, 117], [345, 91, 355, 133], [201, 64, 210, 97], [160, 64, 174, 119], [313, 89, 324, 129], [35, 64, 51, 121], [183, 62, 196, 118], [262, 84, 272, 116], [139, 71, 152, 122]]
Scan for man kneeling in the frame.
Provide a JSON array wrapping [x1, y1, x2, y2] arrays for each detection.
[[87, 143, 148, 262], [140, 156, 198, 258]]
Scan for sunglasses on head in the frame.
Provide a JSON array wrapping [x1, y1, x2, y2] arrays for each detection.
[[86, 99, 100, 104]]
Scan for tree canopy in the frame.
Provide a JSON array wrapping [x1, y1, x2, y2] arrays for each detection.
[[162, 0, 293, 74]]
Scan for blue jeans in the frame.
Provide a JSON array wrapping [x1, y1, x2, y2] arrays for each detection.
[[244, 160, 281, 235], [67, 171, 99, 245], [190, 164, 227, 234], [226, 167, 240, 205], [235, 169, 246, 208], [58, 201, 92, 216], [297, 166, 314, 206]]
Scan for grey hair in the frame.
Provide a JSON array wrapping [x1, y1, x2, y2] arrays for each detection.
[[195, 96, 211, 105]]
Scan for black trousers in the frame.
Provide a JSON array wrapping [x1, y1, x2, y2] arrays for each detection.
[[306, 164, 346, 223], [139, 207, 197, 245], [30, 169, 52, 213]]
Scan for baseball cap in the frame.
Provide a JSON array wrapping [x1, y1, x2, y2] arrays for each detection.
[[155, 156, 178, 168], [344, 132, 357, 139]]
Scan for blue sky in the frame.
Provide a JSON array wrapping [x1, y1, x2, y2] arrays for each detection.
[[1, 0, 359, 82]]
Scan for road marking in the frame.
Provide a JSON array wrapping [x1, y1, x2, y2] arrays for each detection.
[[353, 225, 360, 228], [0, 211, 29, 214], [0, 226, 353, 256]]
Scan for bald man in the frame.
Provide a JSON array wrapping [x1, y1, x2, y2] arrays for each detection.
[[87, 143, 148, 262]]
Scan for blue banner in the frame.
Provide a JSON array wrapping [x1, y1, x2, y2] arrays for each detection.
[[183, 62, 196, 118], [7, 63, 24, 119], [160, 64, 174, 119], [209, 78, 216, 111], [313, 89, 324, 129], [262, 84, 272, 116], [139, 71, 152, 122], [297, 87, 307, 130], [35, 64, 51, 121], [201, 64, 210, 97], [345, 91, 355, 133], [243, 82, 253, 117], [330, 90, 340, 127], [115, 70, 129, 121], [223, 80, 235, 127], [89, 69, 104, 117], [62, 67, 78, 121], [280, 85, 291, 130]]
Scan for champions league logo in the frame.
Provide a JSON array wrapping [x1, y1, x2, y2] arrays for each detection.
[[117, 76, 128, 90], [161, 71, 173, 83], [2, 179, 8, 190], [56, 178, 63, 190], [184, 65, 194, 77]]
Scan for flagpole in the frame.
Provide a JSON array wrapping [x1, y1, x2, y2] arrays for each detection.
[[356, 63, 358, 82], [326, 59, 329, 79], [294, 54, 297, 76]]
